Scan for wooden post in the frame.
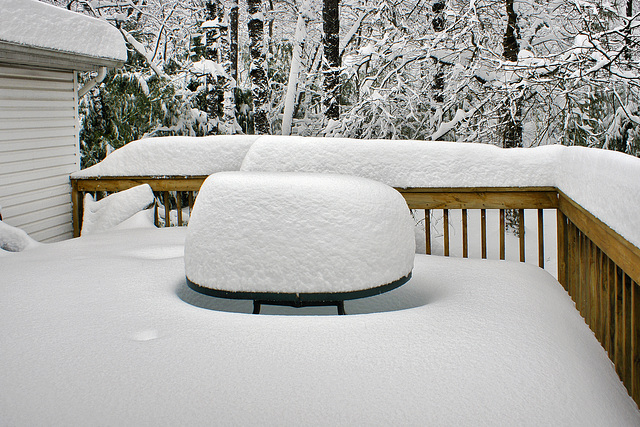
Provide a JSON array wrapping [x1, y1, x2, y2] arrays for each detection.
[[557, 210, 567, 289], [163, 191, 171, 227], [71, 180, 81, 238], [443, 209, 450, 257], [481, 209, 487, 259], [519, 209, 525, 262], [632, 281, 640, 402], [462, 209, 468, 258], [624, 274, 632, 389], [499, 209, 505, 260], [424, 209, 431, 255], [538, 209, 544, 268], [177, 192, 183, 226]]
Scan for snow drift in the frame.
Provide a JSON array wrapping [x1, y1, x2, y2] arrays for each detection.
[[185, 172, 415, 294]]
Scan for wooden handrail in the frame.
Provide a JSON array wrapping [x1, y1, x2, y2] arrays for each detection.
[[69, 175, 640, 404]]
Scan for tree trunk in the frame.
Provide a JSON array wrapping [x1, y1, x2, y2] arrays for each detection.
[[248, 0, 270, 134], [204, 1, 221, 134], [282, 6, 308, 136], [323, 0, 340, 122], [501, 0, 522, 148], [217, 1, 237, 134], [431, 0, 446, 136], [230, 0, 239, 84]]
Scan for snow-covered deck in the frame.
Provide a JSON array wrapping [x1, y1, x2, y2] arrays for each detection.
[[1, 226, 638, 425]]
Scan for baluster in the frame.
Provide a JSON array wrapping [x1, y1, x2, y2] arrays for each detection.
[[462, 209, 468, 258], [443, 209, 450, 257], [538, 209, 544, 268], [499, 209, 505, 260], [424, 209, 431, 255], [632, 280, 640, 402], [481, 209, 487, 259], [519, 209, 525, 262], [177, 191, 183, 226], [163, 191, 170, 227]]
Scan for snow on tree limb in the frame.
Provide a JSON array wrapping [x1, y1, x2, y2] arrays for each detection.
[[120, 28, 167, 79]]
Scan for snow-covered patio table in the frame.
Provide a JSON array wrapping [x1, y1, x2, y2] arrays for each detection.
[[1, 226, 639, 425], [184, 172, 415, 314]]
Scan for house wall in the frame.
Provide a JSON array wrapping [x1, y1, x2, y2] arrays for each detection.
[[0, 65, 79, 242]]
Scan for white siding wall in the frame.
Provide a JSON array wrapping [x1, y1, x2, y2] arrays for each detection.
[[0, 65, 79, 242]]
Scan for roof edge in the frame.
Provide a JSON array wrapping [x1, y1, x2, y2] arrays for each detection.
[[0, 40, 125, 72]]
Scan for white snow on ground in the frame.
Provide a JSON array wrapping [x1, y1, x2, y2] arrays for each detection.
[[0, 227, 638, 425], [0, 220, 40, 253], [185, 172, 415, 293], [0, 0, 126, 61], [240, 136, 640, 248], [81, 184, 155, 236], [72, 135, 260, 177]]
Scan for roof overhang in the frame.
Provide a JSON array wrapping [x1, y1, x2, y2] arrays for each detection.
[[0, 40, 125, 72]]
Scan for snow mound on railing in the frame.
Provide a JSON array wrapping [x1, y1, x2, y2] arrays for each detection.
[[81, 184, 155, 236], [241, 136, 640, 249], [72, 135, 260, 178], [241, 136, 561, 188]]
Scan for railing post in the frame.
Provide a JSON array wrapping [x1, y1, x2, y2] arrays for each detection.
[[71, 179, 82, 238], [557, 210, 568, 290]]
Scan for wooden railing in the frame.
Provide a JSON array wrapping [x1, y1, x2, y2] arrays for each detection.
[[70, 176, 640, 406]]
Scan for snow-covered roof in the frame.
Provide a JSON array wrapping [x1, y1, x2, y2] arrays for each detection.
[[0, 0, 126, 67], [185, 172, 415, 294]]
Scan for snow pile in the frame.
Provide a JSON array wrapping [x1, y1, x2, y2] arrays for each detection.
[[0, 221, 40, 253], [558, 146, 640, 249], [81, 184, 155, 236], [0, 227, 638, 424], [241, 136, 640, 248], [240, 136, 561, 188], [73, 135, 260, 177], [0, 0, 126, 61], [185, 172, 415, 294]]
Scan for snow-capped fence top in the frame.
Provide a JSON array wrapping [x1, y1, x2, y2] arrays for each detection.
[[0, 0, 126, 62], [72, 135, 260, 178], [240, 136, 640, 249], [72, 134, 640, 249], [184, 172, 415, 294]]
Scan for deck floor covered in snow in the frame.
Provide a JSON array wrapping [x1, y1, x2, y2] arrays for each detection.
[[1, 227, 638, 425]]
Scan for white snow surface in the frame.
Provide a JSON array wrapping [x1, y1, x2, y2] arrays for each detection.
[[241, 136, 561, 188], [74, 135, 640, 248], [0, 0, 126, 61], [0, 220, 40, 253], [81, 184, 155, 236], [241, 136, 640, 248], [0, 227, 638, 425], [185, 172, 415, 293], [72, 135, 260, 177]]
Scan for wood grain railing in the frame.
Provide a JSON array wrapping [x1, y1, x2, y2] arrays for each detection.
[[70, 176, 640, 405]]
